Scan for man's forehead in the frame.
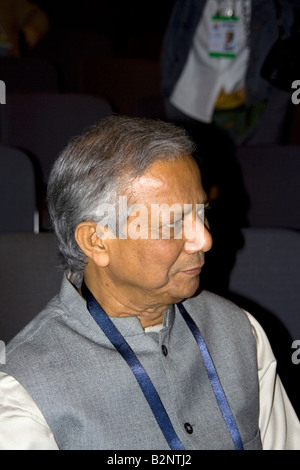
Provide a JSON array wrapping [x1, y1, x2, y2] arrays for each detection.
[[126, 156, 202, 202]]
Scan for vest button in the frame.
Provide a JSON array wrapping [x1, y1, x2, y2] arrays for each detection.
[[184, 422, 193, 434], [162, 345, 168, 356]]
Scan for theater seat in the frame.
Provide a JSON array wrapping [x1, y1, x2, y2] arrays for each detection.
[[0, 232, 63, 343], [0, 93, 113, 184], [0, 145, 39, 233], [228, 226, 300, 417]]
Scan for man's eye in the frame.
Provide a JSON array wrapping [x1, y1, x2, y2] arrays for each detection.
[[166, 219, 182, 228], [195, 208, 204, 222], [198, 205, 211, 220]]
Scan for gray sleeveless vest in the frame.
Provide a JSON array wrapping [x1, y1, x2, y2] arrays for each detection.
[[1, 277, 261, 450]]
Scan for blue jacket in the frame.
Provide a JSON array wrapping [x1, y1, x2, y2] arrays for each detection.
[[161, 0, 296, 105]]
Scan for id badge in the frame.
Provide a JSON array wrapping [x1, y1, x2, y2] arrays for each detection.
[[209, 15, 239, 58]]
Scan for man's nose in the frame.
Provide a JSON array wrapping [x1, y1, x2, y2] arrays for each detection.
[[183, 215, 213, 253]]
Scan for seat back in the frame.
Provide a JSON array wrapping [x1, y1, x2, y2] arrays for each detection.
[[229, 227, 300, 340], [0, 145, 39, 232], [228, 227, 300, 416], [0, 232, 63, 343], [0, 93, 113, 183]]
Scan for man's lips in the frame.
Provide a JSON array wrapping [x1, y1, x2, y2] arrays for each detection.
[[181, 265, 204, 276]]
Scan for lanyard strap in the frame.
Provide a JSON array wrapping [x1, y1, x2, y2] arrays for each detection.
[[82, 282, 184, 450], [176, 302, 244, 450], [82, 282, 243, 450]]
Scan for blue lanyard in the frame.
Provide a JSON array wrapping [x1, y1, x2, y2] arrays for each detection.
[[176, 302, 243, 450], [82, 282, 243, 450]]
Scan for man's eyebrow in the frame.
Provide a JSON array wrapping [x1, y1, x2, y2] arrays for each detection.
[[203, 195, 209, 206], [181, 199, 210, 217]]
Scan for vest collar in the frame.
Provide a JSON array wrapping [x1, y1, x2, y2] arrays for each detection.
[[59, 274, 175, 339]]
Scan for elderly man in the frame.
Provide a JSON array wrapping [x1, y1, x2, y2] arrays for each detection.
[[0, 116, 299, 450]]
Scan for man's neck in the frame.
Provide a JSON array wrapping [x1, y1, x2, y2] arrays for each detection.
[[82, 272, 168, 329]]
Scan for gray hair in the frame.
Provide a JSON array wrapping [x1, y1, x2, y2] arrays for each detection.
[[47, 115, 196, 275]]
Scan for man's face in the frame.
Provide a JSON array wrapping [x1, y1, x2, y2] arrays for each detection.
[[102, 155, 212, 308]]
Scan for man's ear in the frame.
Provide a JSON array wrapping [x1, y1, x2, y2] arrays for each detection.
[[75, 222, 110, 267]]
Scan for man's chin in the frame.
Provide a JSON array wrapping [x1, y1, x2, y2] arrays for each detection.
[[170, 277, 201, 303]]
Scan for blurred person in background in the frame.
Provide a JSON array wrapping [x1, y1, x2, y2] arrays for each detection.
[[0, 0, 49, 56], [161, 0, 300, 296], [161, 0, 299, 145]]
